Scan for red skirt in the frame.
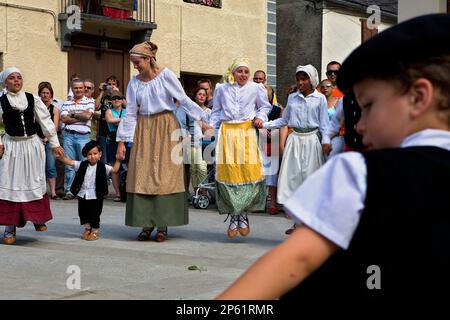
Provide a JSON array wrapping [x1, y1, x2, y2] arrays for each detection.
[[0, 194, 52, 227]]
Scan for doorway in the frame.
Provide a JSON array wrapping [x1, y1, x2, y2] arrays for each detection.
[[68, 46, 130, 96]]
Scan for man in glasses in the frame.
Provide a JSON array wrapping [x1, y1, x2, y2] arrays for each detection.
[[84, 79, 95, 99], [84, 79, 97, 141], [325, 61, 343, 98]]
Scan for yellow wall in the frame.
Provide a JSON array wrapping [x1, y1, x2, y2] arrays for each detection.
[[321, 9, 393, 80], [0, 0, 267, 97], [0, 0, 67, 98], [151, 0, 267, 78]]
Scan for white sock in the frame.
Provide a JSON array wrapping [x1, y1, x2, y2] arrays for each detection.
[[91, 228, 99, 234], [238, 214, 249, 229], [229, 215, 238, 230], [83, 223, 91, 230]]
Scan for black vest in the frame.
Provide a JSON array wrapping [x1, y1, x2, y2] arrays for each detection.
[[0, 92, 43, 137], [343, 96, 365, 149], [282, 146, 450, 300], [70, 160, 109, 199]]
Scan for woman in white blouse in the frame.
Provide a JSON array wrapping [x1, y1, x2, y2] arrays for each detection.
[[260, 65, 330, 234], [115, 41, 205, 242], [0, 67, 64, 245], [209, 58, 272, 238]]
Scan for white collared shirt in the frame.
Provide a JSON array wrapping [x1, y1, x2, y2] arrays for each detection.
[[263, 90, 330, 144], [116, 68, 205, 142], [209, 81, 272, 129], [284, 129, 450, 249], [73, 161, 113, 200], [60, 96, 95, 134]]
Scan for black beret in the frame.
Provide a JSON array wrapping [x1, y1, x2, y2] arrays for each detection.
[[82, 140, 101, 157], [337, 13, 450, 95]]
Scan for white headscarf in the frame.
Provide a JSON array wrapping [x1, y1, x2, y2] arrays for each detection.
[[0, 67, 22, 85], [295, 64, 319, 89]]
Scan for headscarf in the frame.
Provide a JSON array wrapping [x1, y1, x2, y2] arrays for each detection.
[[129, 41, 158, 59], [224, 58, 250, 84], [295, 64, 319, 89], [0, 67, 22, 85]]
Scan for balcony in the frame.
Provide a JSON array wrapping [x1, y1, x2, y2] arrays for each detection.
[[59, 0, 157, 51]]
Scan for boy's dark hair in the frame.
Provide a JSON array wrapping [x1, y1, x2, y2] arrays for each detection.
[[82, 140, 102, 157]]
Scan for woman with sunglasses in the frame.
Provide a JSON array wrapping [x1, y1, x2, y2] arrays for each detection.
[[105, 91, 126, 201]]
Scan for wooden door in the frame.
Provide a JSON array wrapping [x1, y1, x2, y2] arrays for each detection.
[[68, 46, 129, 97]]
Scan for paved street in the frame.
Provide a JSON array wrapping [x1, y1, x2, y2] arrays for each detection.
[[0, 197, 292, 300]]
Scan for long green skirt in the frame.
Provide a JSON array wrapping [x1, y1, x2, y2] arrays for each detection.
[[125, 192, 188, 227], [216, 181, 267, 215]]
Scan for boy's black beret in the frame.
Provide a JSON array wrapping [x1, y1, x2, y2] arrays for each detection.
[[337, 13, 450, 95], [82, 140, 101, 157]]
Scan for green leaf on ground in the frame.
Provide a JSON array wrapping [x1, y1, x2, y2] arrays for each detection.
[[188, 265, 207, 272]]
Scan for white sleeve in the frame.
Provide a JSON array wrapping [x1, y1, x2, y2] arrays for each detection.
[[116, 79, 138, 142], [105, 164, 113, 176], [263, 102, 290, 129], [254, 83, 272, 122], [326, 98, 344, 140], [284, 152, 367, 249], [164, 69, 204, 121], [209, 85, 223, 129], [319, 96, 331, 144], [34, 96, 60, 148], [73, 161, 81, 171]]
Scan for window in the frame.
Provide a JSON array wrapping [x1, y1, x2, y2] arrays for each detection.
[[183, 0, 222, 8]]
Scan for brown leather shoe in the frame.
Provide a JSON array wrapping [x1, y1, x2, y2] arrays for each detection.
[[137, 227, 154, 241], [34, 224, 48, 232], [2, 227, 16, 245], [155, 229, 167, 242], [2, 236, 16, 245], [81, 229, 91, 240], [62, 194, 75, 200], [238, 214, 250, 237], [227, 215, 239, 238], [86, 231, 99, 241]]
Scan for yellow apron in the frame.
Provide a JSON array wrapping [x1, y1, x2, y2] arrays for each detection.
[[216, 121, 264, 185]]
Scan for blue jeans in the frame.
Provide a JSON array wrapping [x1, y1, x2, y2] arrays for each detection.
[[64, 131, 91, 194], [45, 143, 57, 178]]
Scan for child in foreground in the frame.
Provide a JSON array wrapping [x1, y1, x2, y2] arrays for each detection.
[[57, 140, 121, 241], [216, 13, 450, 300]]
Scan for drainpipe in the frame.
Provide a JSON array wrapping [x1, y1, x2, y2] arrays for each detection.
[[0, 2, 59, 40]]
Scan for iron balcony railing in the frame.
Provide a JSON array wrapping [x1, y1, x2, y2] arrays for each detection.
[[59, 0, 155, 24]]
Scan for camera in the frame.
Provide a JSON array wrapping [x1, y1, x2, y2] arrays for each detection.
[[101, 83, 112, 91]]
